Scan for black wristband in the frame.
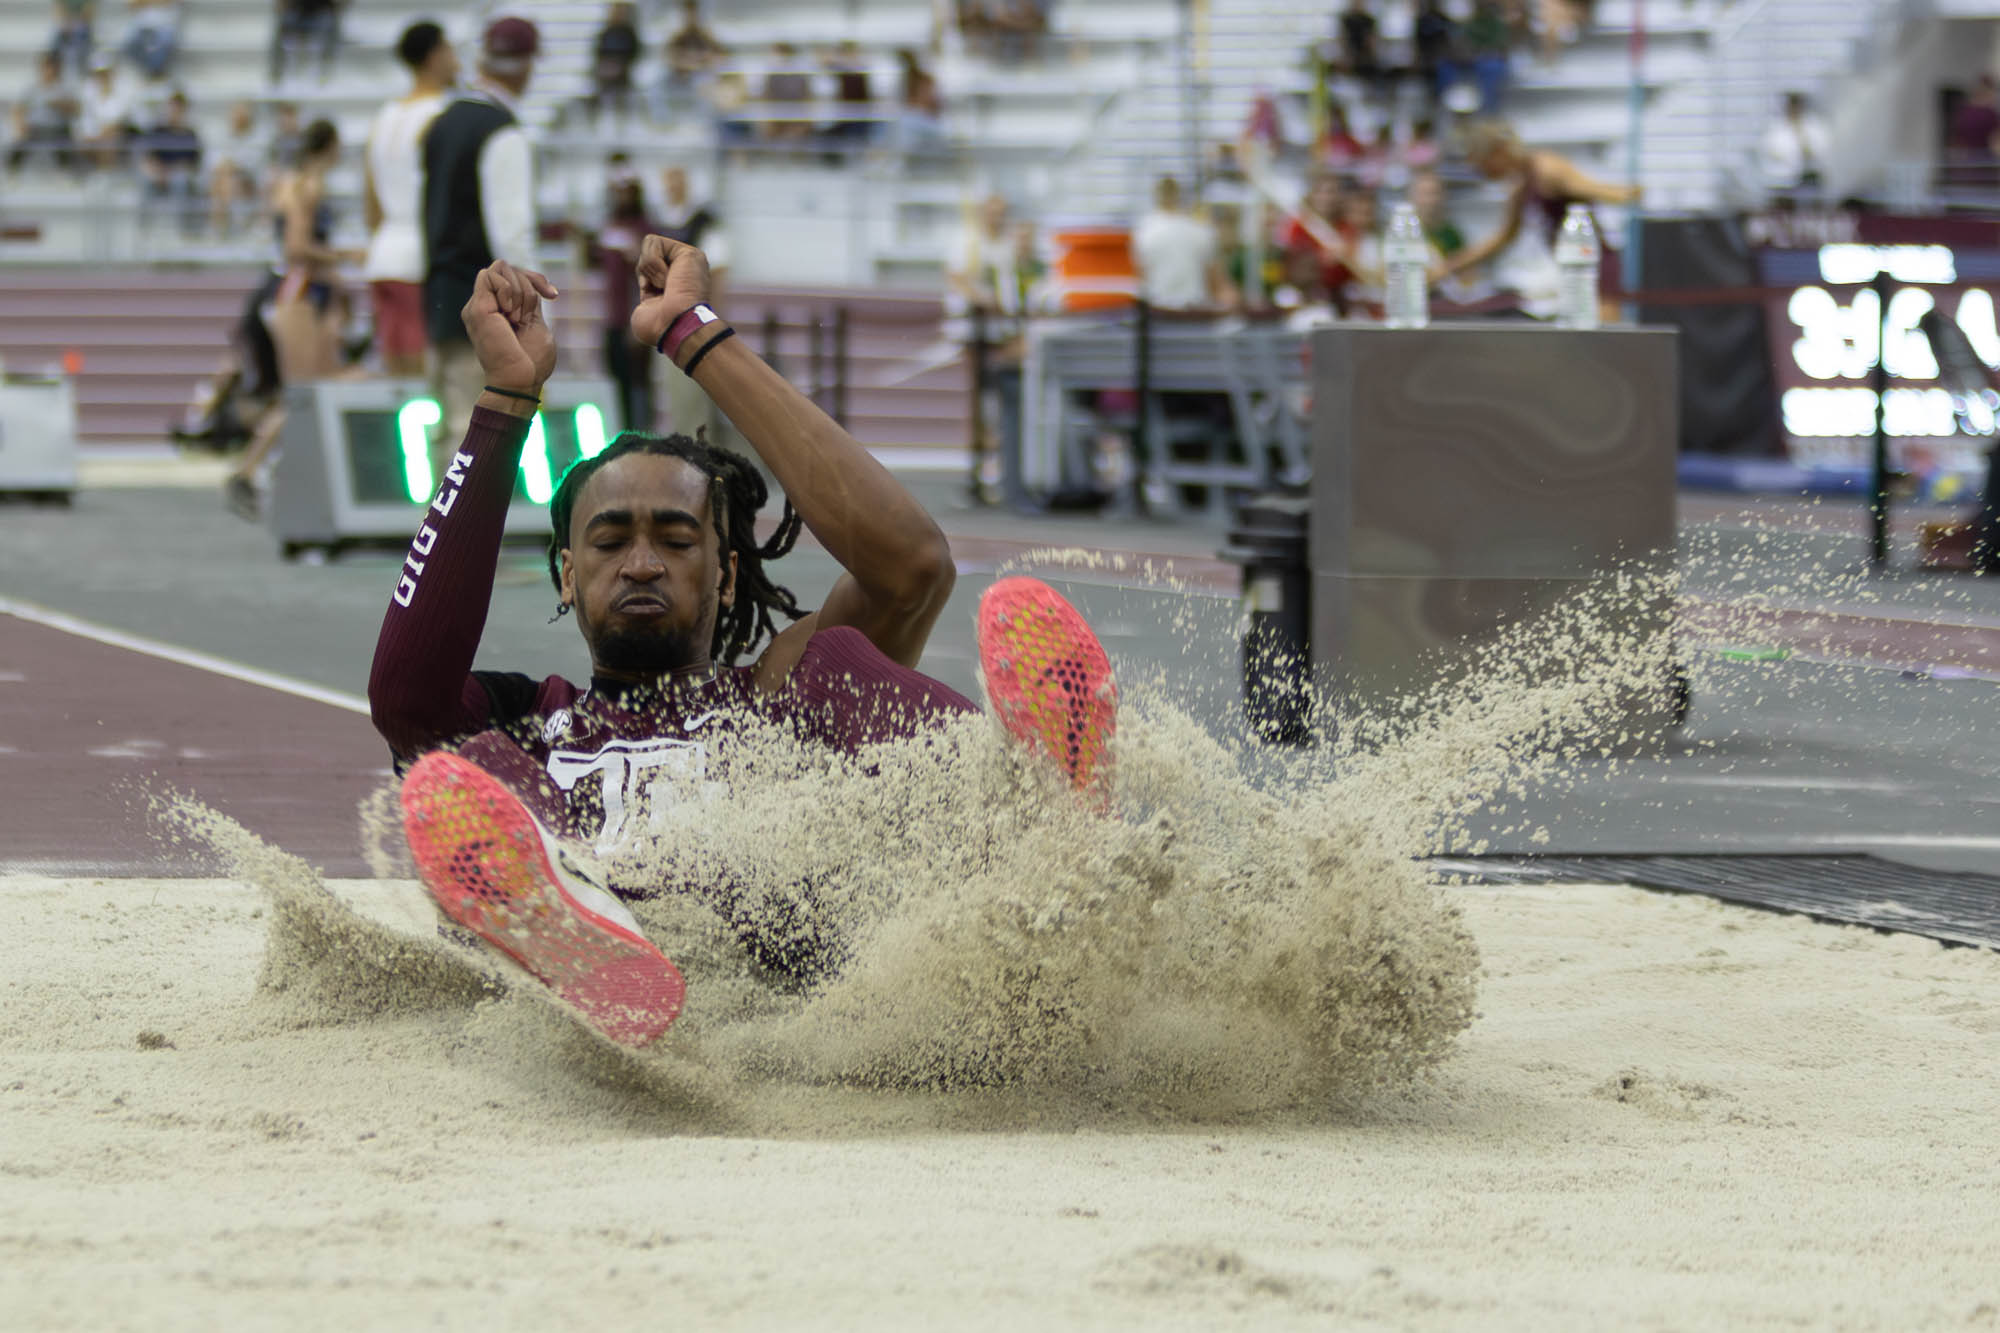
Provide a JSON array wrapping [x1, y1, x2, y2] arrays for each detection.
[[678, 326, 736, 378], [482, 384, 542, 404]]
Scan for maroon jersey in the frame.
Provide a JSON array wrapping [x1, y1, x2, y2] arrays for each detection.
[[367, 406, 976, 894]]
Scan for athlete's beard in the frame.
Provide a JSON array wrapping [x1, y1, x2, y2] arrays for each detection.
[[593, 621, 704, 678], [584, 593, 712, 680]]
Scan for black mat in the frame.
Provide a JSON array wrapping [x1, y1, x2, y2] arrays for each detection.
[[1431, 854, 2000, 950]]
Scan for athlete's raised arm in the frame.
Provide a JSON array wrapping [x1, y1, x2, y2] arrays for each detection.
[[367, 260, 560, 759], [629, 237, 955, 678]]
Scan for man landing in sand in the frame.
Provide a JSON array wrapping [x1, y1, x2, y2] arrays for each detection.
[[370, 241, 1115, 1046]]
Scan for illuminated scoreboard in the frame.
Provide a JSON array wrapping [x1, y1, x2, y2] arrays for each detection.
[[1763, 243, 2000, 494], [266, 377, 621, 557]]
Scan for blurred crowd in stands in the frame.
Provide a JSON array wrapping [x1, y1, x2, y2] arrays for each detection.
[[557, 0, 954, 156], [8, 0, 345, 239], [1321, 0, 1599, 121]]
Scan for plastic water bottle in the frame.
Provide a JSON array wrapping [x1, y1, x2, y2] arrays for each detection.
[[1554, 204, 1601, 330], [1383, 201, 1430, 329]]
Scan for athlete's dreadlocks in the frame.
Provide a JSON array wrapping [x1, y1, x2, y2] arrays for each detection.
[[547, 430, 805, 664]]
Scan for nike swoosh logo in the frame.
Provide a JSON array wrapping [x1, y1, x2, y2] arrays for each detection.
[[683, 710, 718, 732]]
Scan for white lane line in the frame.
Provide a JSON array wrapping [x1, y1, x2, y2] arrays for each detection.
[[1664, 774, 1913, 793], [0, 595, 370, 716], [1832, 834, 2000, 850]]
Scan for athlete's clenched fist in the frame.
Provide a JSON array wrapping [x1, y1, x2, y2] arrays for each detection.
[[630, 236, 713, 351], [462, 260, 560, 393]]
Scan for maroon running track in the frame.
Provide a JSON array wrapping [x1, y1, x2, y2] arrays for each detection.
[[1, 618, 390, 876]]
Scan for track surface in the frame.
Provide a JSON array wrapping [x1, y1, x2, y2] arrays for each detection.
[[1, 616, 388, 876], [3, 479, 1998, 877]]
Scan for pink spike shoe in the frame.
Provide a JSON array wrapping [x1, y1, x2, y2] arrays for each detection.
[[977, 576, 1118, 809], [399, 751, 685, 1046]]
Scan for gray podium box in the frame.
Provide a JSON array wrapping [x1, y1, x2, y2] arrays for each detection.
[[1307, 324, 1679, 718], [0, 376, 79, 498]]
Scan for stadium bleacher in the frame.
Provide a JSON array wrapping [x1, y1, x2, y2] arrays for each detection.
[[0, 0, 1928, 456]]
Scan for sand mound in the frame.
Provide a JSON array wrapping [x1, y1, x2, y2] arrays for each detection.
[[6, 874, 1996, 1330]]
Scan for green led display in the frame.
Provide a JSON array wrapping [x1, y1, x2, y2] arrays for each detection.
[[377, 397, 611, 506], [395, 398, 441, 503]]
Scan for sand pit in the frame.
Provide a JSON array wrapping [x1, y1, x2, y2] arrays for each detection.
[[5, 871, 1996, 1331]]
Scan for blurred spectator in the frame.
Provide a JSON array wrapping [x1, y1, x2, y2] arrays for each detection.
[[964, 2, 1052, 63], [1241, 87, 1284, 156], [710, 67, 755, 150], [593, 168, 659, 433], [659, 164, 723, 256], [825, 41, 875, 148], [1758, 91, 1831, 200], [1410, 169, 1462, 260], [1336, 0, 1383, 96], [422, 15, 539, 479], [267, 101, 302, 176], [270, 0, 342, 86], [1946, 75, 1999, 190], [139, 89, 203, 234], [949, 193, 1025, 313], [49, 1, 95, 81], [1334, 187, 1384, 313], [660, 0, 725, 116], [224, 117, 354, 517], [589, 2, 642, 125], [1951, 75, 2000, 156], [1410, 168, 1497, 307], [364, 21, 456, 375], [9, 52, 78, 173], [1448, 1, 1514, 115], [1536, 0, 1592, 62], [654, 164, 732, 442], [207, 99, 261, 234], [1317, 97, 1364, 171], [1203, 141, 1255, 228], [78, 56, 136, 169], [762, 42, 813, 143], [1412, 0, 1455, 107], [1132, 176, 1223, 310], [1358, 123, 1398, 189], [1280, 174, 1350, 306], [948, 194, 1042, 506], [1442, 120, 1638, 316], [120, 0, 182, 82], [1406, 117, 1441, 169], [896, 48, 944, 153], [1209, 202, 1248, 306], [1208, 140, 1248, 190]]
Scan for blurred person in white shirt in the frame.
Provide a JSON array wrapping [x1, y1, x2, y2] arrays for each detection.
[[1132, 174, 1225, 310], [207, 99, 262, 235], [948, 193, 1022, 317], [77, 55, 135, 169], [364, 21, 457, 376], [1758, 91, 1832, 201]]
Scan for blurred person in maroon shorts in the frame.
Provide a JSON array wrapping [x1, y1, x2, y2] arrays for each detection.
[[363, 20, 456, 376]]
